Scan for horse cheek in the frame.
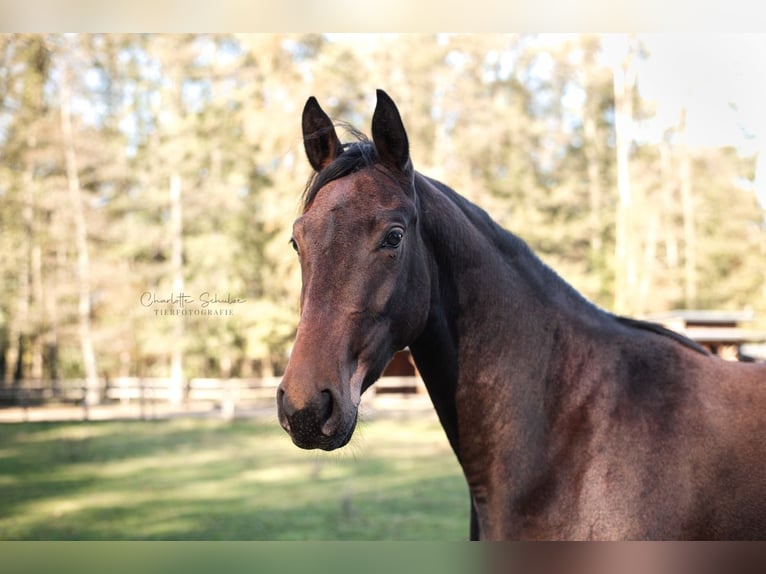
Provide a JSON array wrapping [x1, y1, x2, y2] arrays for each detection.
[[391, 259, 430, 347]]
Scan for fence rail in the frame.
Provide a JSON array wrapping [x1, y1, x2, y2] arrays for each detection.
[[0, 375, 427, 422]]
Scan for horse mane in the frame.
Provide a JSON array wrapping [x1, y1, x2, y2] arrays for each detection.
[[304, 137, 710, 359], [613, 316, 710, 356], [415, 175, 711, 358]]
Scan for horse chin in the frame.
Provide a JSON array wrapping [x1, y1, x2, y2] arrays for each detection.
[[326, 411, 358, 450]]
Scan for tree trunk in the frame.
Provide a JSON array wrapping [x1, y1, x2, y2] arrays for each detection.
[[4, 163, 34, 387], [60, 69, 99, 407], [678, 108, 697, 309], [612, 40, 638, 315], [30, 242, 44, 380], [754, 149, 766, 306], [169, 173, 185, 405], [45, 245, 63, 391], [658, 140, 680, 271], [580, 48, 603, 260], [638, 211, 660, 314]]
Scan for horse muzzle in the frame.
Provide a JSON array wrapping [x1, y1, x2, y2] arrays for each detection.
[[276, 384, 358, 450]]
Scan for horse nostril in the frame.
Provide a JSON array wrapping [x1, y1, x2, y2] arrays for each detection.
[[278, 387, 299, 416], [278, 384, 342, 442], [276, 387, 291, 432], [319, 389, 340, 437], [319, 390, 333, 422]]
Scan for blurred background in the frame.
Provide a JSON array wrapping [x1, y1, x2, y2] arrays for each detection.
[[1, 33, 764, 394], [1, 31, 765, 541]]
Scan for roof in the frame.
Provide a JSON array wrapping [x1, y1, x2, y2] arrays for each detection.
[[646, 310, 756, 325], [645, 310, 766, 347], [740, 344, 766, 360], [683, 327, 766, 343]]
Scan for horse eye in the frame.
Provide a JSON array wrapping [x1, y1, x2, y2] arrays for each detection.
[[382, 228, 404, 249], [289, 238, 299, 253]]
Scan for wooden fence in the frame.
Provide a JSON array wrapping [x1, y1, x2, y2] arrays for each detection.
[[0, 375, 428, 422]]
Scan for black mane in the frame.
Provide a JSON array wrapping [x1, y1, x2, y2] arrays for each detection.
[[614, 316, 710, 355], [414, 174, 710, 358], [303, 137, 709, 358]]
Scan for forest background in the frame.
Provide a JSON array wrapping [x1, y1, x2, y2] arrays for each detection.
[[1, 33, 765, 399]]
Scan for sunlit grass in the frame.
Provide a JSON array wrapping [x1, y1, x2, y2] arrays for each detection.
[[0, 413, 468, 540]]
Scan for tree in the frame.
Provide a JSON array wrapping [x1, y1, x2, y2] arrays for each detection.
[[0, 34, 54, 389], [58, 47, 100, 405], [1, 33, 764, 399], [611, 36, 640, 315]]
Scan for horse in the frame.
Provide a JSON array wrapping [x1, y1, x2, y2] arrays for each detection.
[[276, 89, 766, 540]]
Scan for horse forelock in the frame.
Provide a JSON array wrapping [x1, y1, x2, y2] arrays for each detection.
[[302, 138, 377, 211], [302, 135, 418, 213]]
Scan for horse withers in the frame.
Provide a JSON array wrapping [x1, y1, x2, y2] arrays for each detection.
[[277, 89, 766, 540]]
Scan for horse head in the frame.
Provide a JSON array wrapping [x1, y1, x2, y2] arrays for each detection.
[[277, 90, 431, 450]]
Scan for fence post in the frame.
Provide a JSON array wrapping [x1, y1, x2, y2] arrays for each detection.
[[82, 381, 89, 421], [221, 379, 236, 421], [139, 378, 146, 421], [21, 387, 29, 423]]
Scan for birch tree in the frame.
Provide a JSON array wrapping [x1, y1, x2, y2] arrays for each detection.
[[59, 55, 100, 406]]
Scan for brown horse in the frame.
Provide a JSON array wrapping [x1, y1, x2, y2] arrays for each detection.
[[277, 90, 766, 540]]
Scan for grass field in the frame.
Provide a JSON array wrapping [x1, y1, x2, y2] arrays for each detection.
[[0, 410, 468, 540]]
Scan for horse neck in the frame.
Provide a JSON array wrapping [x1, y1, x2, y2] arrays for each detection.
[[410, 175, 606, 439], [416, 173, 600, 340]]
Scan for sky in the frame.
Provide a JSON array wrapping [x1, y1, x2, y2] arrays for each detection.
[[633, 34, 766, 208], [268, 33, 766, 210]]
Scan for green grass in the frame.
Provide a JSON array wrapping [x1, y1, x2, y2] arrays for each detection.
[[0, 411, 468, 540]]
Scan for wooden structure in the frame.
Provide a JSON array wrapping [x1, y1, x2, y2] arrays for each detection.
[[378, 311, 766, 386], [647, 310, 766, 361], [378, 349, 425, 395]]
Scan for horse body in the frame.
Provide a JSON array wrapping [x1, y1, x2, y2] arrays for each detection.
[[411, 173, 766, 539], [278, 90, 766, 540]]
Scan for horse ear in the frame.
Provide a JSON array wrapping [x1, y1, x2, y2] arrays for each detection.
[[372, 89, 411, 173], [302, 96, 343, 172]]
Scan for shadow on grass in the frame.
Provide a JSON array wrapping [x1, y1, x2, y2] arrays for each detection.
[[0, 416, 468, 540], [23, 473, 469, 540], [0, 419, 282, 518]]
